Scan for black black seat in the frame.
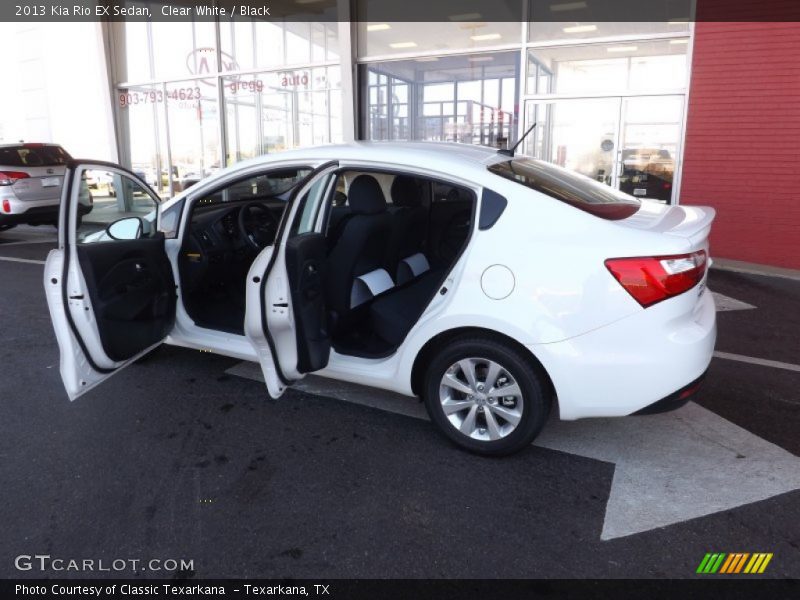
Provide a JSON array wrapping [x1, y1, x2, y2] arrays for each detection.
[[369, 270, 443, 346], [325, 175, 393, 331], [384, 175, 428, 281]]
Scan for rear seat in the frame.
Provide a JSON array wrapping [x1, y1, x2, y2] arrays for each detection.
[[369, 270, 443, 346]]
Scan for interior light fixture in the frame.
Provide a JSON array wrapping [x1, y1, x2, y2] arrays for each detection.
[[562, 24, 597, 33], [389, 41, 418, 49], [470, 33, 502, 41], [669, 39, 689, 44], [366, 24, 391, 32]]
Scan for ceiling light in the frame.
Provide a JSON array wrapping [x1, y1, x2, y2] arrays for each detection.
[[562, 24, 597, 33], [449, 13, 483, 21], [668, 18, 690, 25], [669, 39, 689, 44], [366, 24, 391, 32], [550, 1, 588, 11], [389, 41, 418, 49], [607, 45, 638, 52], [470, 33, 502, 41], [468, 56, 494, 62]]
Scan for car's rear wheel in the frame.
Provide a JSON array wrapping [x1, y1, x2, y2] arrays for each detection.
[[0, 224, 15, 232], [423, 336, 550, 456]]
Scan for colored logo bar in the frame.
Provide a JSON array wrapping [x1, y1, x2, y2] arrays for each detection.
[[697, 553, 773, 574]]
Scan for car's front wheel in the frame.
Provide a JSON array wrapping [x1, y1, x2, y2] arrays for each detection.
[[423, 336, 551, 456]]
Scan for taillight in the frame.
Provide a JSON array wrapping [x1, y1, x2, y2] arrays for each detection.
[[2, 199, 10, 213], [605, 250, 707, 308], [0, 171, 30, 186]]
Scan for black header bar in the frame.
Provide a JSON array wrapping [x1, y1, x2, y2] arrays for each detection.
[[3, 0, 800, 22]]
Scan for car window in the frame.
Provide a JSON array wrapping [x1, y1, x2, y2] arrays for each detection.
[[199, 168, 312, 206], [0, 145, 70, 167], [77, 169, 158, 244], [488, 157, 641, 220]]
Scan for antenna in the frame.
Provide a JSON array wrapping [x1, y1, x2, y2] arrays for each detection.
[[498, 122, 537, 157]]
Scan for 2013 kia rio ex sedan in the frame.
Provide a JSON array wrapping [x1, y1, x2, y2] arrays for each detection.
[[43, 142, 716, 455]]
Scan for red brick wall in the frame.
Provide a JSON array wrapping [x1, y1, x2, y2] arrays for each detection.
[[680, 22, 800, 269]]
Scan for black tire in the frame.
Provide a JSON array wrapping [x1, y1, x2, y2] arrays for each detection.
[[0, 224, 15, 232], [423, 336, 551, 456]]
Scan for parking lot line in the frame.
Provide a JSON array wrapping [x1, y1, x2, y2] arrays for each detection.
[[0, 256, 46, 265], [713, 351, 800, 373]]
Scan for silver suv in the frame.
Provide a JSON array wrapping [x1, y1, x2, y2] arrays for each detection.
[[0, 143, 92, 230]]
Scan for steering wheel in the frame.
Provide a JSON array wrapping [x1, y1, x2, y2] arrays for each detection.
[[238, 201, 278, 251]]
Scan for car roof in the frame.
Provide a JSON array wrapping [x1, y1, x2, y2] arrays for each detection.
[[234, 141, 505, 173], [0, 142, 63, 148]]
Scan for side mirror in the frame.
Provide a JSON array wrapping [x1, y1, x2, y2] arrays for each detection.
[[106, 216, 143, 241]]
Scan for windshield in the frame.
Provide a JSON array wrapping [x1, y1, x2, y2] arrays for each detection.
[[488, 157, 641, 220], [0, 145, 71, 167]]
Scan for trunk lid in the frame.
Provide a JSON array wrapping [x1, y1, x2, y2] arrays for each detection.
[[8, 164, 67, 202]]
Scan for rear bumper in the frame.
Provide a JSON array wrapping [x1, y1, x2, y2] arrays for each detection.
[[631, 368, 707, 415], [530, 287, 717, 420]]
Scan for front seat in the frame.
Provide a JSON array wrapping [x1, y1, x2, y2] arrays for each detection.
[[384, 175, 428, 283], [325, 175, 393, 333]]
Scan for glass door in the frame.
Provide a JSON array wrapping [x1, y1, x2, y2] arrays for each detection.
[[525, 98, 620, 186], [616, 95, 683, 203], [524, 94, 684, 203]]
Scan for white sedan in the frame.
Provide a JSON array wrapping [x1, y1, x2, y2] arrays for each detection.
[[44, 142, 716, 455]]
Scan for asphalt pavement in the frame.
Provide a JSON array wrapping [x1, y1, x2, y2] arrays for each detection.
[[0, 226, 798, 579]]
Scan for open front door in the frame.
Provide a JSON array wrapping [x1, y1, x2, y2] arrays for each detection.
[[44, 161, 176, 399], [244, 161, 338, 398]]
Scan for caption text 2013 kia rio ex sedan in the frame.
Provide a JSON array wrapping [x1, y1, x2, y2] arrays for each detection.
[[43, 142, 716, 455]]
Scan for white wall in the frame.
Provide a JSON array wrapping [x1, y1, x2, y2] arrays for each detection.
[[0, 22, 117, 161]]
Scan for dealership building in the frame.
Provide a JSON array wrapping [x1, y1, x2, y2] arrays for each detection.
[[0, 4, 797, 270]]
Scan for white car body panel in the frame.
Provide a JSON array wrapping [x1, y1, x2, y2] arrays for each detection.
[[49, 142, 717, 420]]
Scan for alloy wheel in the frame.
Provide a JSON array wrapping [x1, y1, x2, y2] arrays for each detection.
[[438, 357, 524, 441]]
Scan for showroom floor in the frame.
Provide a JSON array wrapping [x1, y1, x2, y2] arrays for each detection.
[[1, 226, 798, 579]]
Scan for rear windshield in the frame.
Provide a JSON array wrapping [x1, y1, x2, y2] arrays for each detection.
[[488, 157, 640, 220], [0, 145, 71, 168]]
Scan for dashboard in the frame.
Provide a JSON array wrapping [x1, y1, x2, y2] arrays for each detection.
[[180, 200, 286, 293]]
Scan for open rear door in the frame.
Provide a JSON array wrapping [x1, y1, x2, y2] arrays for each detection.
[[44, 161, 176, 399], [244, 161, 338, 398]]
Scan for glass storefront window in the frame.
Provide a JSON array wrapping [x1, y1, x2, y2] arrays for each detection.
[[223, 66, 342, 162], [164, 79, 221, 192], [526, 39, 688, 95], [151, 20, 217, 82], [117, 84, 169, 195], [361, 52, 519, 148], [218, 21, 340, 71], [357, 21, 521, 57]]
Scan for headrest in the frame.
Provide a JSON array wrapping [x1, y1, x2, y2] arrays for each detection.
[[348, 175, 387, 215], [390, 175, 422, 208]]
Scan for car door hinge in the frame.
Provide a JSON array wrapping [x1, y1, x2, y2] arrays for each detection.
[[273, 303, 289, 308], [69, 294, 84, 300]]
